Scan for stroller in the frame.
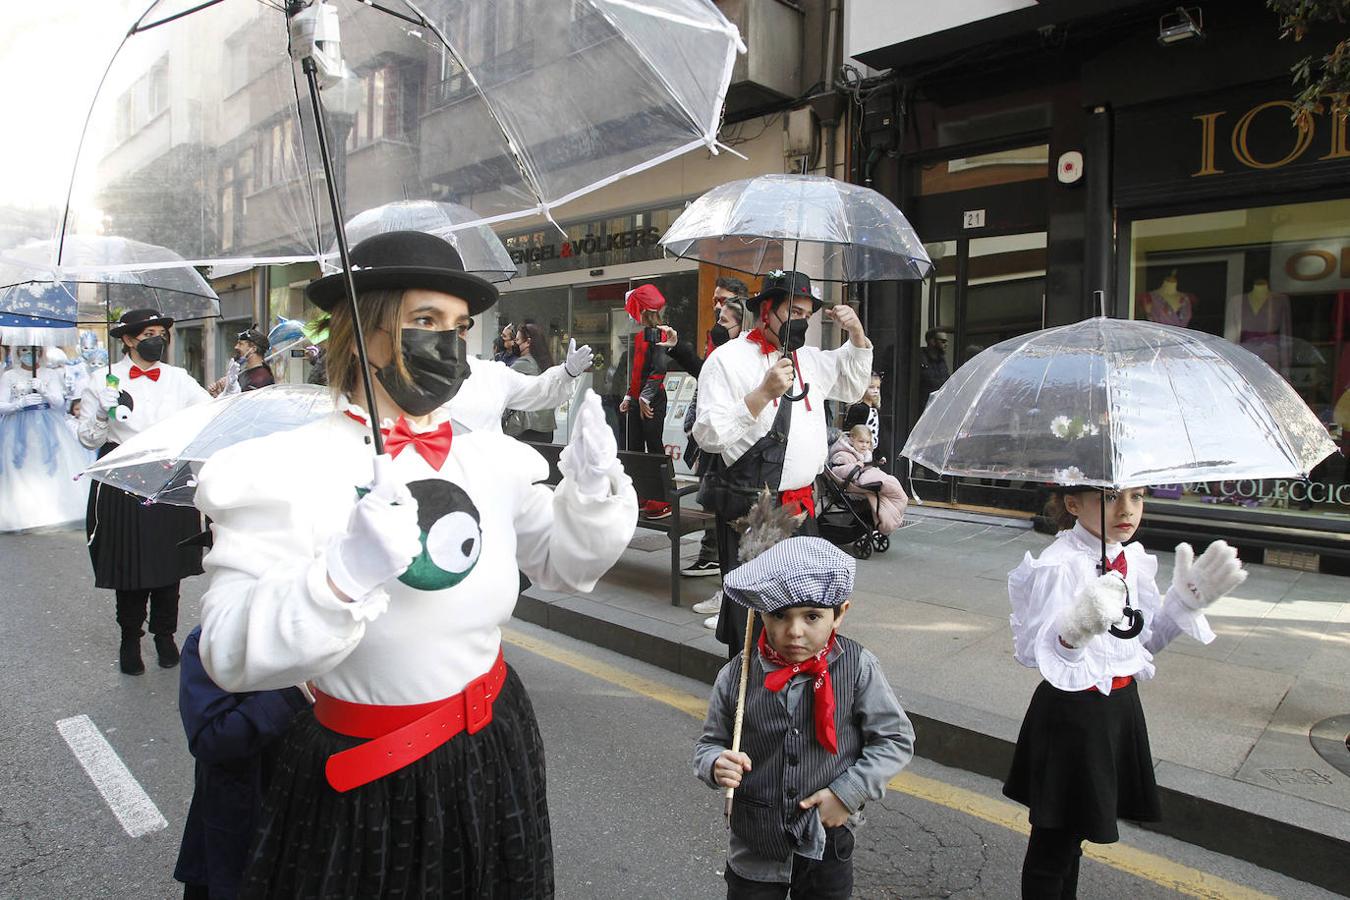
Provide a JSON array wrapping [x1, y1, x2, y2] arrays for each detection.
[[816, 464, 890, 559]]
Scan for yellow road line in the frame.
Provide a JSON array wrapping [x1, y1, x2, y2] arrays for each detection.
[[502, 626, 1276, 900]]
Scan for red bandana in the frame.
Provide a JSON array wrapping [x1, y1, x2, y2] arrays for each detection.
[[745, 329, 775, 356], [383, 417, 453, 470], [758, 630, 838, 755], [628, 327, 650, 400], [1104, 551, 1127, 577], [129, 365, 160, 381]]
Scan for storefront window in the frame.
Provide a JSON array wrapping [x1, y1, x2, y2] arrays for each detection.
[[1128, 197, 1350, 522]]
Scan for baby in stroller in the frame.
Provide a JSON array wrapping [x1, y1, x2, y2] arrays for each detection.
[[827, 426, 909, 536]]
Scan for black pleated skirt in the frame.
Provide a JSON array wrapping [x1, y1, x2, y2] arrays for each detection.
[[85, 443, 203, 590], [1003, 679, 1160, 844], [240, 666, 553, 900]]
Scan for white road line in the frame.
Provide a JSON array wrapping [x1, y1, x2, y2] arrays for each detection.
[[55, 715, 168, 838]]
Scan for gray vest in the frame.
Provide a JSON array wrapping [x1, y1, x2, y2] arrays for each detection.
[[731, 636, 863, 861]]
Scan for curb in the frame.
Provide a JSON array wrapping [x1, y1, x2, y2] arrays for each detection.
[[515, 590, 1350, 897]]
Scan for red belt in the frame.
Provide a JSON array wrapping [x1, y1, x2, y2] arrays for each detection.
[[314, 649, 507, 792], [1087, 675, 1134, 693], [781, 485, 816, 518]]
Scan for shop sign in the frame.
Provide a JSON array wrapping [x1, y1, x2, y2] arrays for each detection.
[[507, 225, 663, 266], [1154, 479, 1350, 507], [1191, 93, 1350, 176], [1271, 240, 1350, 294]]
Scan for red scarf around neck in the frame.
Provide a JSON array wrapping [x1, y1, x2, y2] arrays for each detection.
[[758, 630, 838, 755]]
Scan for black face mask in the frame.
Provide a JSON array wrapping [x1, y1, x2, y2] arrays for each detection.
[[375, 327, 470, 417], [777, 316, 808, 353], [709, 323, 733, 347], [136, 335, 167, 363]]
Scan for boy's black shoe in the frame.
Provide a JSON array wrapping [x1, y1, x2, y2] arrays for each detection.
[[154, 635, 181, 669], [681, 558, 721, 577], [119, 637, 145, 676]]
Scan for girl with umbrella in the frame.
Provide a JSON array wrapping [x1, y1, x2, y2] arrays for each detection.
[[78, 309, 212, 674], [194, 231, 637, 898], [1004, 485, 1246, 898]]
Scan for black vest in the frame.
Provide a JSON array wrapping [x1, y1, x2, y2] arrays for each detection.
[[731, 636, 864, 861]]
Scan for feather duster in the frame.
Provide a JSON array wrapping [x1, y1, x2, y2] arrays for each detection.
[[732, 488, 805, 564]]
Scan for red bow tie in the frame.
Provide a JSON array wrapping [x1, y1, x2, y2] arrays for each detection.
[[759, 631, 839, 755], [382, 417, 453, 470], [129, 365, 160, 381], [1104, 551, 1128, 577], [745, 329, 776, 356]]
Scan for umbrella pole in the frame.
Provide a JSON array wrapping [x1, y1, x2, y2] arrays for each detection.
[[723, 610, 756, 822], [1100, 487, 1108, 573], [300, 57, 384, 454]]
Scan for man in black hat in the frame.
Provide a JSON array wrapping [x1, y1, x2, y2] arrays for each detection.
[[692, 270, 873, 657], [78, 308, 212, 675]]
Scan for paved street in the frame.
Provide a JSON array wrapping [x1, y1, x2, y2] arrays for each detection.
[[0, 526, 1338, 898]]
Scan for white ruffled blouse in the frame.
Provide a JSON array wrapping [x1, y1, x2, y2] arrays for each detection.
[[1007, 523, 1214, 693]]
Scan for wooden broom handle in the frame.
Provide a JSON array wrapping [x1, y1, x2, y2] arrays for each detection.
[[724, 611, 756, 821]]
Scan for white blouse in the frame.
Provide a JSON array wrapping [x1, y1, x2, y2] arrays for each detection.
[[692, 334, 873, 492], [195, 401, 638, 705], [77, 356, 211, 449], [1007, 523, 1214, 693]]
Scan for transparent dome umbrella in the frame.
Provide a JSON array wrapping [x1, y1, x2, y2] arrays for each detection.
[[658, 174, 933, 282], [84, 383, 337, 506], [335, 201, 517, 284], [17, 0, 742, 450], [0, 236, 220, 330], [901, 316, 1338, 634]]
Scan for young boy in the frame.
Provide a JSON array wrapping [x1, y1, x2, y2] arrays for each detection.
[[694, 536, 915, 899]]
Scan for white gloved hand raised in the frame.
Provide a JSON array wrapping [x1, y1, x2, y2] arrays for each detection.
[[1168, 540, 1246, 609], [325, 455, 422, 603], [559, 389, 618, 499], [96, 386, 121, 421], [564, 339, 594, 377], [1056, 573, 1127, 649]]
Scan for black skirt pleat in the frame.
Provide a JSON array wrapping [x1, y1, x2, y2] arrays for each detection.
[[1003, 679, 1160, 844], [240, 666, 553, 900], [85, 443, 203, 590]]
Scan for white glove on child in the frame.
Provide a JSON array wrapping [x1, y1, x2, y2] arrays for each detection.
[[20, 393, 48, 409], [325, 455, 422, 603], [559, 389, 618, 500], [1168, 541, 1246, 609], [1056, 574, 1127, 648], [95, 386, 121, 421], [564, 339, 594, 377]]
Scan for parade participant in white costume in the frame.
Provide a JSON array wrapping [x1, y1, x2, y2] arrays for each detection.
[[195, 231, 637, 898], [79, 309, 212, 675], [0, 347, 90, 532]]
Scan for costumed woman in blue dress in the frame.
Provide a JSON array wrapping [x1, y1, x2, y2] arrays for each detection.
[[195, 231, 638, 898]]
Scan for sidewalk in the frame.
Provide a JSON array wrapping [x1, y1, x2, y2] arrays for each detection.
[[516, 505, 1350, 895]]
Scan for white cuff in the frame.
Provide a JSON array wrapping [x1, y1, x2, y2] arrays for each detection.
[[309, 553, 389, 623]]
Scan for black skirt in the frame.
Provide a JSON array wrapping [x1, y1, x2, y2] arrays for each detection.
[[240, 666, 553, 899], [1003, 679, 1160, 844], [85, 443, 204, 590]]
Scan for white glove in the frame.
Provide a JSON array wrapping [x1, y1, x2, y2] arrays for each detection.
[[20, 393, 48, 409], [1168, 541, 1246, 609], [95, 386, 121, 421], [559, 389, 618, 499], [1056, 574, 1127, 648], [564, 339, 594, 377], [325, 455, 422, 603]]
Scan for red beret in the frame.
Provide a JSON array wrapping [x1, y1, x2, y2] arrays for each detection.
[[624, 283, 666, 321]]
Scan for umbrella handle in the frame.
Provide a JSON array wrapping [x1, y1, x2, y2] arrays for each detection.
[[724, 611, 756, 823]]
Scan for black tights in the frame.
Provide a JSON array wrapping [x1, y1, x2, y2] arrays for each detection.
[[1021, 826, 1084, 899], [115, 583, 181, 638]]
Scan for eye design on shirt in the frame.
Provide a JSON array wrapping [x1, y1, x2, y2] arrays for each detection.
[[398, 479, 482, 592]]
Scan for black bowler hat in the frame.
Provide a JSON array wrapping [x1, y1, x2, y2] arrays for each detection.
[[109, 308, 175, 338], [748, 269, 822, 313], [306, 230, 499, 315]]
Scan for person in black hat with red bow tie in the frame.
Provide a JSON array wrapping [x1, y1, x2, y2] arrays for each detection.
[[78, 309, 212, 675], [692, 271, 873, 658], [193, 230, 637, 898]]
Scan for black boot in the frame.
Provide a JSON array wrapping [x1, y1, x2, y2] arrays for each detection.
[[154, 634, 180, 669], [119, 635, 145, 676]]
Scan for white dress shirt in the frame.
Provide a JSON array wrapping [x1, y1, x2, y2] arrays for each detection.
[[693, 334, 872, 492], [446, 356, 577, 433], [195, 402, 638, 705], [77, 356, 211, 449], [1007, 523, 1215, 694]]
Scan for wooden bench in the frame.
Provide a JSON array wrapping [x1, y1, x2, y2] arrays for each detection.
[[529, 444, 715, 606]]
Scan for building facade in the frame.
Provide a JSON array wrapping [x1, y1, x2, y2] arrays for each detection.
[[848, 0, 1350, 570]]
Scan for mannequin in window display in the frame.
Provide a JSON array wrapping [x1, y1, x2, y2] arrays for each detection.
[[1224, 278, 1292, 377], [1138, 272, 1194, 328]]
